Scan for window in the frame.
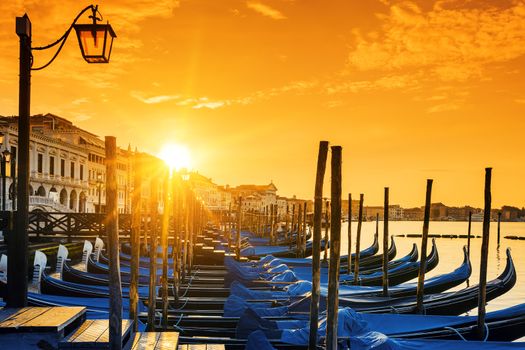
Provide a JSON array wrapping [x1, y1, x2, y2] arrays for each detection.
[[49, 156, 55, 175], [61, 159, 65, 177], [37, 153, 43, 173], [70, 161, 75, 179], [80, 164, 84, 180]]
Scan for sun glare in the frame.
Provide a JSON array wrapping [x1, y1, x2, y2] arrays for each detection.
[[158, 143, 191, 171]]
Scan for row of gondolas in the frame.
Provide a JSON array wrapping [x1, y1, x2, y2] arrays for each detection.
[[0, 228, 524, 349]]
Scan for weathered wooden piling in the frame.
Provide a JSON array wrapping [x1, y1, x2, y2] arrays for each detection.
[[347, 193, 352, 274], [236, 196, 242, 260], [497, 211, 501, 245], [383, 187, 389, 297], [308, 141, 328, 350], [467, 211, 472, 259], [326, 145, 342, 350], [285, 204, 289, 234], [146, 173, 159, 331], [323, 200, 329, 262], [375, 213, 379, 237], [129, 151, 142, 331], [160, 170, 171, 329], [302, 201, 307, 256], [477, 168, 492, 340], [416, 179, 433, 314], [353, 194, 364, 285], [296, 202, 303, 258], [270, 204, 275, 244], [228, 203, 232, 249], [290, 204, 295, 249], [105, 136, 122, 350], [172, 174, 182, 305], [187, 194, 194, 274]]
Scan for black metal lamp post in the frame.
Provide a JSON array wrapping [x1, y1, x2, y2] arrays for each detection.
[[10, 5, 116, 308]]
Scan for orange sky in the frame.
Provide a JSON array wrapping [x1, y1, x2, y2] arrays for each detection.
[[1, 0, 525, 208]]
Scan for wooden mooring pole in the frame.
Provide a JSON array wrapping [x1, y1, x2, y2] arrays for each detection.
[[172, 174, 182, 306], [323, 200, 329, 263], [288, 203, 295, 250], [146, 173, 159, 330], [347, 193, 352, 274], [477, 168, 492, 340], [236, 196, 242, 260], [129, 151, 142, 331], [497, 211, 501, 245], [105, 136, 122, 350], [416, 179, 433, 314], [467, 211, 472, 260], [326, 145, 342, 350], [161, 170, 171, 329], [296, 203, 303, 258], [308, 141, 328, 350], [353, 194, 364, 285], [227, 203, 232, 250], [270, 204, 275, 245], [301, 201, 307, 258], [383, 187, 389, 296]]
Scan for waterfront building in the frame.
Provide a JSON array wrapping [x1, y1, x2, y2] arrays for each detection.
[[0, 113, 132, 213]]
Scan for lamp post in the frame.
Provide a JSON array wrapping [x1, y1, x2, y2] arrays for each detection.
[[97, 172, 103, 213], [10, 5, 116, 308]]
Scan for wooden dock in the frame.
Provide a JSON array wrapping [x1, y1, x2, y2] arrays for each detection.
[[0, 306, 181, 349]]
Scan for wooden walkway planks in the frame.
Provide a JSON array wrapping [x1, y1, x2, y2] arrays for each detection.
[[59, 319, 133, 349], [130, 332, 180, 349], [0, 306, 85, 333], [178, 345, 225, 350]]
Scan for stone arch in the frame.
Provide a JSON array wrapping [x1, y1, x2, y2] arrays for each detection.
[[79, 191, 87, 213], [59, 188, 68, 206], [8, 183, 15, 200], [29, 185, 34, 196], [49, 187, 58, 203], [36, 185, 46, 197], [69, 189, 77, 211]]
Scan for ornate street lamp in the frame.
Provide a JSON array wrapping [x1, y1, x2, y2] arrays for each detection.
[[97, 172, 103, 213], [11, 5, 116, 308]]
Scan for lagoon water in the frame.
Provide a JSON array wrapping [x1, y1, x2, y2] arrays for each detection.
[[335, 221, 525, 316]]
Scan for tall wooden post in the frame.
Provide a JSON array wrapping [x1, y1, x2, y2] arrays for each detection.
[[326, 146, 342, 350], [236, 197, 242, 260], [105, 137, 122, 350], [353, 194, 364, 285], [497, 211, 501, 245], [382, 187, 389, 297], [347, 193, 352, 273], [160, 170, 171, 329], [307, 141, 328, 350], [172, 175, 181, 306], [296, 203, 303, 258], [285, 204, 289, 235], [227, 203, 232, 250], [477, 168, 492, 339], [182, 184, 189, 281], [290, 204, 295, 248], [187, 194, 194, 274], [270, 204, 275, 244], [416, 179, 433, 314], [467, 211, 472, 259], [146, 173, 159, 331], [301, 201, 308, 258], [129, 152, 142, 331], [323, 200, 329, 262]]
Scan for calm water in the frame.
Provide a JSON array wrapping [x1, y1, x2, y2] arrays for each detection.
[[332, 221, 525, 315]]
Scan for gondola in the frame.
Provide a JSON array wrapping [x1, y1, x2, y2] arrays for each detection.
[[235, 301, 525, 344], [136, 248, 515, 332], [225, 239, 437, 287]]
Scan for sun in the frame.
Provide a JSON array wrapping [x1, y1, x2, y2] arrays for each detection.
[[158, 143, 191, 171]]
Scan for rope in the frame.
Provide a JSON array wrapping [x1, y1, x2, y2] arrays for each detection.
[[444, 327, 468, 341]]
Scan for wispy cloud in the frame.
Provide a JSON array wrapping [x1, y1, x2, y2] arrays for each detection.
[[246, 1, 286, 20], [427, 103, 460, 114], [131, 91, 180, 104], [348, 1, 525, 82]]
